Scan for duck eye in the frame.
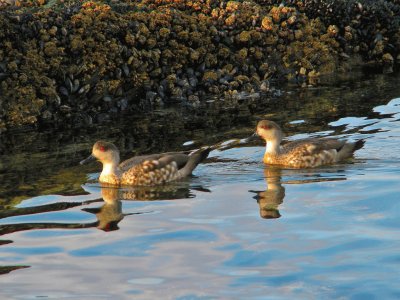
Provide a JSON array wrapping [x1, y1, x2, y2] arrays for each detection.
[[261, 125, 271, 130], [99, 146, 106, 152]]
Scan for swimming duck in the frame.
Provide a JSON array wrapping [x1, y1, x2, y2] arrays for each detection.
[[80, 141, 210, 186], [256, 120, 365, 168]]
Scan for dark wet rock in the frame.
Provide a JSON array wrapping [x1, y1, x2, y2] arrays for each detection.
[[189, 77, 198, 88], [96, 113, 110, 124], [117, 98, 128, 111], [41, 109, 52, 120], [60, 105, 72, 113], [145, 91, 157, 103]]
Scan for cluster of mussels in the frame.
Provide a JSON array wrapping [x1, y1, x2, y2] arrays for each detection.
[[0, 0, 399, 132], [260, 0, 400, 69]]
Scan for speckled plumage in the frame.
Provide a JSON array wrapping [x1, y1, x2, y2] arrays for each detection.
[[256, 120, 365, 168], [120, 160, 179, 186], [80, 141, 210, 186]]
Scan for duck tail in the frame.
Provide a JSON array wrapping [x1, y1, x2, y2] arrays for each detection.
[[337, 139, 365, 161], [354, 139, 365, 151], [177, 147, 211, 178]]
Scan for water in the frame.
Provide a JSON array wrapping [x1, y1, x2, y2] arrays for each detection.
[[1, 73, 400, 299]]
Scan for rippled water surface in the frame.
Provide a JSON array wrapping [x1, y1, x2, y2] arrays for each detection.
[[1, 73, 400, 299]]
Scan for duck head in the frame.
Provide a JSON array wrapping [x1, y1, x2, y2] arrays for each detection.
[[256, 120, 283, 143], [80, 141, 120, 166]]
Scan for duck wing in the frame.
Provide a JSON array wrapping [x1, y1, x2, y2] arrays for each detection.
[[153, 148, 210, 178], [283, 138, 346, 155], [119, 151, 190, 171]]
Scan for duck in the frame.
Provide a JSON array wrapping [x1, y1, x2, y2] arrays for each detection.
[[255, 120, 365, 168], [80, 141, 211, 186]]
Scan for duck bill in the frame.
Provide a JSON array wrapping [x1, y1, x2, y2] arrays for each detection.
[[242, 132, 259, 143], [80, 154, 96, 165]]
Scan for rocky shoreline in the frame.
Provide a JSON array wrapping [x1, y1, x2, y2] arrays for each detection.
[[0, 0, 399, 133]]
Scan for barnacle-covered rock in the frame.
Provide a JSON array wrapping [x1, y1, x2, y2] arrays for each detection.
[[259, 0, 400, 67], [0, 0, 399, 132]]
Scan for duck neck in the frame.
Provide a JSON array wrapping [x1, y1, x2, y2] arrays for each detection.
[[102, 162, 119, 175], [99, 161, 121, 184], [265, 139, 281, 155]]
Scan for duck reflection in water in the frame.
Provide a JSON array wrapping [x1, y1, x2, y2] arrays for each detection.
[[82, 187, 125, 231], [250, 166, 348, 219], [83, 183, 202, 231], [0, 182, 205, 236], [250, 167, 285, 219], [0, 183, 207, 273]]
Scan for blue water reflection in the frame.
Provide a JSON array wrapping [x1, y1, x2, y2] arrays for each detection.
[[71, 229, 217, 257]]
